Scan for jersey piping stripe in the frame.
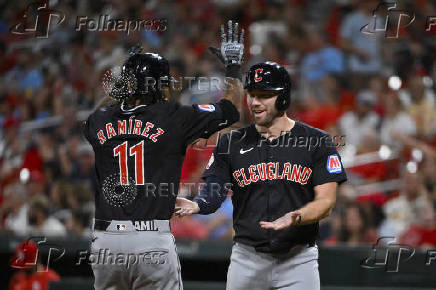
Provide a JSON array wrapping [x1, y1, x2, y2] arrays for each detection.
[[120, 101, 148, 112], [171, 234, 183, 290]]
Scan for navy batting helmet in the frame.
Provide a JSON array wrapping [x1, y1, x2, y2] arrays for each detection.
[[244, 62, 291, 111], [111, 47, 171, 104]]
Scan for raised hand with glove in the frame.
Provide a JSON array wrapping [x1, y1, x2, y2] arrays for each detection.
[[209, 20, 244, 80], [209, 20, 245, 111]]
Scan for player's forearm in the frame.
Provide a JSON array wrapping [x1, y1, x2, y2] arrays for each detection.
[[223, 76, 243, 112], [297, 197, 336, 225], [193, 176, 229, 214]]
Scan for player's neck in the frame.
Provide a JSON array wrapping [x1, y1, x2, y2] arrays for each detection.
[[256, 115, 295, 141]]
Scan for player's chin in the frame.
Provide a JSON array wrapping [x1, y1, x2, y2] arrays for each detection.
[[251, 112, 263, 122], [254, 116, 270, 127]]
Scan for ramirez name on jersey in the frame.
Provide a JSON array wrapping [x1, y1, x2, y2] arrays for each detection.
[[96, 119, 165, 145]]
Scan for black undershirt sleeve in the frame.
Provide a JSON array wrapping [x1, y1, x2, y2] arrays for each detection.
[[193, 176, 229, 215]]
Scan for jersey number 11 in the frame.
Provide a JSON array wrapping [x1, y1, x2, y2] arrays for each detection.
[[113, 141, 144, 185]]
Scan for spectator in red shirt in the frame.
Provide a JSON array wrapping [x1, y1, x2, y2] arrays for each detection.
[[400, 203, 436, 248], [349, 130, 388, 182], [9, 240, 60, 290], [297, 74, 345, 130]]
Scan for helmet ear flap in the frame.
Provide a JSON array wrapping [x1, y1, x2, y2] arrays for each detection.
[[274, 72, 291, 111], [274, 91, 290, 111]]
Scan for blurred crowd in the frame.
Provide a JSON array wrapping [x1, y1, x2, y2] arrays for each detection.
[[1, 0, 436, 248]]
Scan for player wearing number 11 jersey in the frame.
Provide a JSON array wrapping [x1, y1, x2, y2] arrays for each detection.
[[83, 36, 243, 289], [84, 93, 238, 220]]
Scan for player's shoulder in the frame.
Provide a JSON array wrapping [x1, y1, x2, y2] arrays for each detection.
[[295, 121, 332, 138], [162, 100, 197, 116], [148, 100, 181, 115], [213, 124, 255, 151], [220, 124, 253, 142], [296, 121, 339, 155], [87, 104, 118, 123], [172, 101, 219, 114]]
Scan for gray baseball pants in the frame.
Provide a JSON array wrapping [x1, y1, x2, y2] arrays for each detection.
[[226, 242, 320, 290], [90, 219, 182, 290]]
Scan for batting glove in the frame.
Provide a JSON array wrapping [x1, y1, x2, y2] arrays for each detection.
[[209, 20, 244, 79]]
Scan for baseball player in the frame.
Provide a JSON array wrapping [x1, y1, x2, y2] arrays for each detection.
[[83, 21, 244, 290], [176, 62, 348, 290]]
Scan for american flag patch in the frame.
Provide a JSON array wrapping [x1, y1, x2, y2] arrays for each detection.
[[198, 104, 215, 112], [327, 154, 342, 173]]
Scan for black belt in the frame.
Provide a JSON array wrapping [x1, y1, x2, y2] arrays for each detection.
[[93, 219, 167, 232], [93, 219, 112, 231], [255, 241, 316, 254]]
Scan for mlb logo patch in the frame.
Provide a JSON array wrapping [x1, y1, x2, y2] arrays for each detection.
[[198, 104, 215, 112], [116, 224, 126, 231], [327, 154, 342, 173]]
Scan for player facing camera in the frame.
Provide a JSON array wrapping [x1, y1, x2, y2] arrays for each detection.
[[176, 58, 347, 290], [245, 61, 291, 130]]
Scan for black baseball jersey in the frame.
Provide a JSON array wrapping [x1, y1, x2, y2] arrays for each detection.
[[83, 99, 239, 221], [202, 121, 347, 253]]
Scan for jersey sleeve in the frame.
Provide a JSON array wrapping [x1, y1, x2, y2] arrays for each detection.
[[82, 116, 93, 145], [193, 175, 229, 214], [181, 99, 239, 146], [201, 133, 232, 183], [311, 134, 347, 186]]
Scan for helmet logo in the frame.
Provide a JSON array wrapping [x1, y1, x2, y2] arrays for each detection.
[[254, 68, 263, 82]]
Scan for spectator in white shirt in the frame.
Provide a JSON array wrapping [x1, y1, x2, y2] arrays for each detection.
[[339, 90, 380, 148], [27, 195, 66, 236], [379, 169, 429, 238], [380, 91, 416, 149], [1, 183, 29, 236]]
